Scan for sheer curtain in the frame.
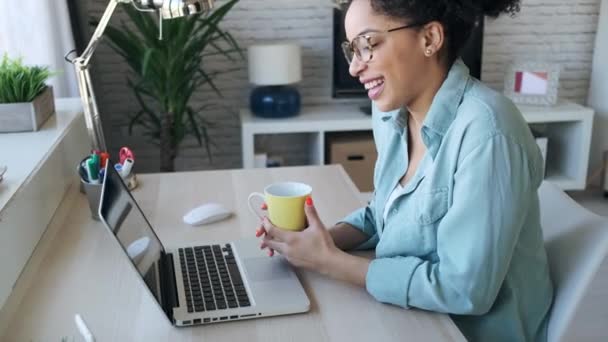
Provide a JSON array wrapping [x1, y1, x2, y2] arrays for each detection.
[[0, 0, 78, 98], [588, 0, 608, 184]]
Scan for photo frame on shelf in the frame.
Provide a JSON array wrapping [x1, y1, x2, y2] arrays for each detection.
[[504, 61, 560, 106]]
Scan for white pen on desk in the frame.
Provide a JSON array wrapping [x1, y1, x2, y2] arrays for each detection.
[[74, 314, 95, 342]]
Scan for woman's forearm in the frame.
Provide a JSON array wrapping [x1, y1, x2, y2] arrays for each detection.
[[328, 222, 371, 251], [322, 248, 370, 287]]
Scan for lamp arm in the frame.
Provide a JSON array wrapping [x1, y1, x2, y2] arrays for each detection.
[[80, 0, 130, 65], [70, 0, 215, 151], [71, 0, 130, 151]]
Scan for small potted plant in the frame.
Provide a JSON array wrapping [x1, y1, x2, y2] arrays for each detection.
[[0, 54, 55, 132]]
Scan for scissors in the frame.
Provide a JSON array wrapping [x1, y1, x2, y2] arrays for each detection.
[[119, 147, 135, 165]]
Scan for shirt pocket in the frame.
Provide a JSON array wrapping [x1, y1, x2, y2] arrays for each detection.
[[414, 187, 449, 225]]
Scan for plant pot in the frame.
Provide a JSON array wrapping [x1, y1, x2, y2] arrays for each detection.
[[0, 86, 55, 133]]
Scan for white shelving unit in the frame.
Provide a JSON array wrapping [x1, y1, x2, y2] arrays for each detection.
[[241, 100, 594, 190]]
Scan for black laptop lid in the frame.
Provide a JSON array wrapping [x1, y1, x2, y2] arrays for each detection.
[[99, 162, 172, 319]]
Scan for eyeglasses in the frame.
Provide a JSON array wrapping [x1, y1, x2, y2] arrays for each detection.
[[341, 23, 424, 64]]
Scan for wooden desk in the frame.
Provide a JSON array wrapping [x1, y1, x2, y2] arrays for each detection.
[[0, 165, 465, 341]]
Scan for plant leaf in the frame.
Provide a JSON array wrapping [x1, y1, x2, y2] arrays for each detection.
[[95, 0, 242, 167]]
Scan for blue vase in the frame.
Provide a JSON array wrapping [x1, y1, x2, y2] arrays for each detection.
[[250, 85, 301, 118]]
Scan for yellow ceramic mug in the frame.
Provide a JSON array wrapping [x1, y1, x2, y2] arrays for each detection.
[[248, 182, 312, 231]]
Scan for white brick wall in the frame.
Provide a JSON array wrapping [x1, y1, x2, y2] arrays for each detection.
[[85, 0, 601, 172], [482, 0, 600, 101]]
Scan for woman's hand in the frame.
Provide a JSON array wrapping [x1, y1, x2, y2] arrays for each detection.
[[257, 197, 338, 274], [255, 202, 274, 255]]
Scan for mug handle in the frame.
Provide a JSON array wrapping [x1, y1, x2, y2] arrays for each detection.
[[247, 192, 265, 220]]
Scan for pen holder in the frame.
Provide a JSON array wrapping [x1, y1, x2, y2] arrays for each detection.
[[81, 178, 102, 221], [78, 156, 104, 221]]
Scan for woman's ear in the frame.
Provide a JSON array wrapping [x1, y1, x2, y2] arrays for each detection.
[[420, 21, 445, 57]]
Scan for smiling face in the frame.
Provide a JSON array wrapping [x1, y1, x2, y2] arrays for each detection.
[[344, 0, 431, 112]]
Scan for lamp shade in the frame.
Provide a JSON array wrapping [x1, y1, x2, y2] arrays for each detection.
[[248, 43, 302, 85]]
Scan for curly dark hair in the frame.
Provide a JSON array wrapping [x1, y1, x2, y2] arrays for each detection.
[[346, 0, 521, 66]]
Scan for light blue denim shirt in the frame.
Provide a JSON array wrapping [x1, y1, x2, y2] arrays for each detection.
[[340, 60, 553, 342]]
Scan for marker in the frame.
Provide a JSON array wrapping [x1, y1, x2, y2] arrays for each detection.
[[114, 163, 124, 179], [90, 153, 101, 179], [86, 158, 100, 184], [100, 152, 109, 168], [121, 158, 134, 178], [90, 153, 100, 169], [74, 314, 95, 342]]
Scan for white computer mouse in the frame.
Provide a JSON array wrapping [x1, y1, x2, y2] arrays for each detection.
[[183, 202, 232, 226]]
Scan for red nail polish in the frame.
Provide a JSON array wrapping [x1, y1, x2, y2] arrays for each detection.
[[261, 203, 268, 210], [306, 196, 313, 206]]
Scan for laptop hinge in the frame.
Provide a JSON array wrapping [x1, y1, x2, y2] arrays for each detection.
[[159, 252, 179, 320]]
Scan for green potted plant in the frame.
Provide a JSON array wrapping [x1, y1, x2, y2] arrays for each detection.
[[0, 55, 55, 133], [100, 0, 243, 172]]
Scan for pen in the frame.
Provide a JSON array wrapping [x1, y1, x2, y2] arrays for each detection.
[[90, 153, 100, 168], [86, 158, 100, 184], [74, 314, 95, 342], [100, 152, 109, 168], [115, 163, 124, 179], [90, 153, 101, 179]]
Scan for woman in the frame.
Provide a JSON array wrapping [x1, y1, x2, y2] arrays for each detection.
[[256, 0, 554, 341]]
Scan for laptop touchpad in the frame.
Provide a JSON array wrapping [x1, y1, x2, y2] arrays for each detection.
[[243, 257, 291, 282]]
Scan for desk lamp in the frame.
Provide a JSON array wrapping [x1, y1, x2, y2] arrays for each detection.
[[69, 0, 214, 152], [248, 43, 302, 118]]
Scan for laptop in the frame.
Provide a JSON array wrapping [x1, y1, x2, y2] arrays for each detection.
[[98, 162, 310, 326]]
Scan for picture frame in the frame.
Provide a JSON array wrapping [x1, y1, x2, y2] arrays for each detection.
[[504, 61, 561, 106]]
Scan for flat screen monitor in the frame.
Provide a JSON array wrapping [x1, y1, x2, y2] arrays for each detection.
[[332, 8, 484, 99]]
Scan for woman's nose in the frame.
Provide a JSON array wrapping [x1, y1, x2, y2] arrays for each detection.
[[348, 57, 366, 77]]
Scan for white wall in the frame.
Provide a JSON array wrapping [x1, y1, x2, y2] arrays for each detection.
[[85, 0, 602, 172], [0, 1, 78, 98], [588, 0, 608, 185]]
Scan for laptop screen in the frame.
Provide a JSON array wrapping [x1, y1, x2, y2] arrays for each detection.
[[99, 163, 168, 315]]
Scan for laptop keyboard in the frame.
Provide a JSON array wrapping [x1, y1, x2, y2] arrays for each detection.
[[179, 244, 251, 313]]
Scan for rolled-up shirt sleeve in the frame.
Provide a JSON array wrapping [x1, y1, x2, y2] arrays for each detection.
[[365, 134, 540, 314], [339, 192, 379, 250]]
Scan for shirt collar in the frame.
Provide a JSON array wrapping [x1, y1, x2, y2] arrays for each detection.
[[421, 59, 470, 136], [379, 59, 470, 132], [378, 107, 407, 132]]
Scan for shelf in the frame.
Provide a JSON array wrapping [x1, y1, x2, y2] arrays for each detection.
[[241, 101, 594, 191], [519, 100, 594, 123], [544, 174, 581, 190], [240, 104, 372, 133], [253, 132, 322, 167]]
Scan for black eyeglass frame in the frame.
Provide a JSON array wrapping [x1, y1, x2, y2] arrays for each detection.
[[341, 23, 425, 64]]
